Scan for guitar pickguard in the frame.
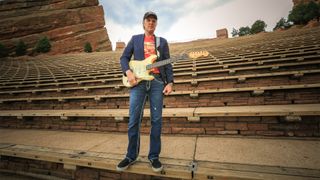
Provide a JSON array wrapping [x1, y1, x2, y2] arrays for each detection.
[[122, 54, 181, 87]]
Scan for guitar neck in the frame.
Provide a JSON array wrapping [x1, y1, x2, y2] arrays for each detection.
[[146, 58, 177, 70]]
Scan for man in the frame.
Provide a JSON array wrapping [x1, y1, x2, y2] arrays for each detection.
[[117, 11, 173, 172]]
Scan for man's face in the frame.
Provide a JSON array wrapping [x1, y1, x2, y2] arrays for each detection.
[[143, 17, 157, 32]]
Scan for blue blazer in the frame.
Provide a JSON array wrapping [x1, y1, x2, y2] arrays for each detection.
[[120, 34, 174, 84]]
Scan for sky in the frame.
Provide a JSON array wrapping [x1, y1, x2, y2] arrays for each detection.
[[98, 0, 293, 50]]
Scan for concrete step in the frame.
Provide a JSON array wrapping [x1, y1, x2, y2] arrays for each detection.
[[0, 129, 319, 179]]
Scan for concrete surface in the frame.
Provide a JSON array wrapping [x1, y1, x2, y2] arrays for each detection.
[[0, 129, 319, 170]]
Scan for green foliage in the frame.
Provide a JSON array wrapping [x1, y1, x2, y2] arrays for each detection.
[[233, 19, 268, 37], [231, 28, 238, 37], [84, 42, 92, 53], [35, 36, 51, 53], [274, 17, 286, 30], [288, 1, 320, 25], [0, 43, 9, 58], [15, 40, 27, 56], [273, 17, 292, 31], [238, 26, 251, 36], [305, 1, 320, 21], [250, 20, 267, 34]]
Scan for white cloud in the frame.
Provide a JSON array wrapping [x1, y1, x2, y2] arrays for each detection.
[[105, 19, 142, 50], [101, 0, 293, 49]]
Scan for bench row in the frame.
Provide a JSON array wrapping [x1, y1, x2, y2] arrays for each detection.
[[0, 104, 318, 122], [1, 46, 318, 80], [1, 57, 319, 89]]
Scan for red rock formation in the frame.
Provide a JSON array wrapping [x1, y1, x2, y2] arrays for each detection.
[[305, 19, 320, 28], [0, 0, 112, 55], [293, 0, 320, 6], [115, 42, 126, 51], [216, 28, 228, 39]]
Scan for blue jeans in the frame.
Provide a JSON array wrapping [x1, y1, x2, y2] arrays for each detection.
[[126, 76, 164, 161]]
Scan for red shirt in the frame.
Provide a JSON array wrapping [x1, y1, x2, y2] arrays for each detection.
[[144, 35, 160, 74]]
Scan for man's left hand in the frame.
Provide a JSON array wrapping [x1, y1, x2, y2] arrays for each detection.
[[163, 83, 173, 95]]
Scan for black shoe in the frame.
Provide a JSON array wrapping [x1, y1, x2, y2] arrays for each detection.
[[150, 159, 163, 172], [116, 158, 136, 172]]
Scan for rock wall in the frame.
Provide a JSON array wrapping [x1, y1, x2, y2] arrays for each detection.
[[293, 0, 320, 6], [216, 28, 228, 39], [0, 0, 112, 55]]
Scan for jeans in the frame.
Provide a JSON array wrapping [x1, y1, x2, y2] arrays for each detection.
[[126, 75, 164, 161]]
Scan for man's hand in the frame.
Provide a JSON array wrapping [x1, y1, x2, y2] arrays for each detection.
[[126, 70, 138, 86], [163, 83, 173, 95]]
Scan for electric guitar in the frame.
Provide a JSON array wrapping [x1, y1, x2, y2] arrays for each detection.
[[122, 54, 184, 87]]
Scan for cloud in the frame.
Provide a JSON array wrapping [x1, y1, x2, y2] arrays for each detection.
[[99, 0, 293, 50], [100, 0, 235, 33]]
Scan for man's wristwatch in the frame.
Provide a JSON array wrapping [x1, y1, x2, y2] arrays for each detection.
[[167, 82, 173, 87]]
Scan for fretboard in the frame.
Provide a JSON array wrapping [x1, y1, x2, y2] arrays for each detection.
[[146, 58, 178, 70]]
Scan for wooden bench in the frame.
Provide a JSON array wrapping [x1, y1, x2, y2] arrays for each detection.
[[0, 108, 194, 121], [0, 83, 124, 95], [175, 59, 320, 77], [0, 73, 319, 98], [0, 104, 319, 122], [4, 45, 316, 85], [172, 83, 320, 97], [194, 104, 320, 117], [3, 71, 118, 85], [174, 53, 320, 73], [0, 93, 130, 103], [0, 76, 122, 90], [174, 69, 320, 85], [228, 45, 319, 59], [1, 58, 319, 93]]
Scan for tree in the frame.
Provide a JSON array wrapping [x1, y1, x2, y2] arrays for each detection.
[[35, 36, 51, 53], [15, 40, 27, 56], [84, 42, 92, 53], [273, 17, 292, 31], [288, 3, 306, 24], [288, 1, 320, 25], [306, 1, 320, 21], [250, 20, 267, 34], [238, 26, 251, 36], [274, 18, 286, 30], [305, 1, 320, 22], [231, 28, 238, 37], [0, 43, 9, 58]]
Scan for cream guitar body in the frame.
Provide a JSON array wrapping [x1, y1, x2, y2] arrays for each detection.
[[122, 54, 183, 87], [122, 55, 157, 88]]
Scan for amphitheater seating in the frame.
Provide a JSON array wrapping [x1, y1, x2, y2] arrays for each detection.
[[1, 26, 320, 179], [0, 28, 319, 107]]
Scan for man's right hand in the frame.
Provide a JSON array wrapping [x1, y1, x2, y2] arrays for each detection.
[[126, 70, 138, 86]]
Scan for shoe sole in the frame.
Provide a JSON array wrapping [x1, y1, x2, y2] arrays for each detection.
[[152, 165, 163, 172], [116, 159, 137, 172]]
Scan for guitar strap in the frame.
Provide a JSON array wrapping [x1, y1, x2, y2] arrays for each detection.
[[155, 36, 164, 81], [156, 36, 160, 60]]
